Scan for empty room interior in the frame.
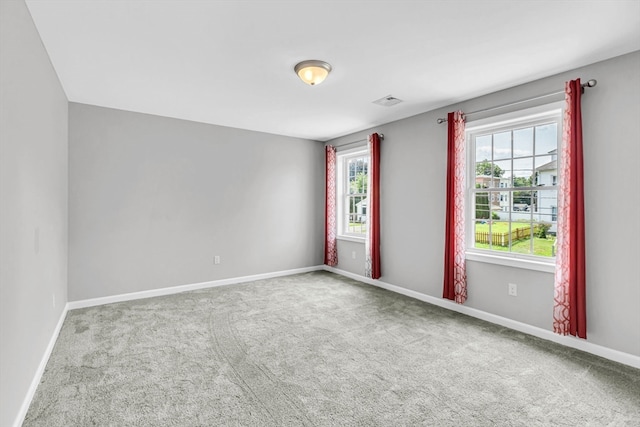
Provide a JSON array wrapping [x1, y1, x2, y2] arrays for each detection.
[[2, 0, 640, 426]]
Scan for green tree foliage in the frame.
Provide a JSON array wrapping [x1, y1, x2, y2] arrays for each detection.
[[476, 160, 504, 177], [513, 176, 532, 187], [350, 172, 367, 194], [535, 222, 552, 238]]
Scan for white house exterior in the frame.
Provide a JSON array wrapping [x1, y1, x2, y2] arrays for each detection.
[[534, 153, 558, 232], [355, 198, 367, 223]]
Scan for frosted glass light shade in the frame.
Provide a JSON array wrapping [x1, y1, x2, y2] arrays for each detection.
[[294, 60, 332, 86]]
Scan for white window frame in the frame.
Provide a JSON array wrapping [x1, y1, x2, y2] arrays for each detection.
[[465, 103, 563, 273], [336, 147, 369, 242]]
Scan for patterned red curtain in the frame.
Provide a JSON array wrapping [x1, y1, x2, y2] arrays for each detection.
[[365, 133, 381, 279], [324, 145, 338, 266], [553, 79, 587, 338], [443, 111, 467, 303]]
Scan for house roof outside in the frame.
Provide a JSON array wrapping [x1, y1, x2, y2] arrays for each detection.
[[536, 160, 557, 172]]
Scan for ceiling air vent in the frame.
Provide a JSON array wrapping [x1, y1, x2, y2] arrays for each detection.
[[373, 95, 403, 107]]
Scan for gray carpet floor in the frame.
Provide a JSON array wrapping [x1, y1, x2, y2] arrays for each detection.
[[25, 271, 640, 426]]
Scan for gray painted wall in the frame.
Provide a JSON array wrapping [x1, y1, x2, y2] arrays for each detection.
[[329, 51, 640, 358], [0, 1, 69, 426], [68, 104, 324, 301]]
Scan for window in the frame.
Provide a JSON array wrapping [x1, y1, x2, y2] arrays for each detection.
[[337, 148, 369, 238], [466, 106, 562, 265]]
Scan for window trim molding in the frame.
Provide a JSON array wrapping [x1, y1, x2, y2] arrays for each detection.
[[465, 102, 563, 270], [337, 235, 365, 243], [466, 250, 555, 273]]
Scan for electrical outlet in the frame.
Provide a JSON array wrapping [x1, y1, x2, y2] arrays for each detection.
[[214, 255, 220, 265], [52, 293, 56, 308], [352, 251, 356, 259], [508, 283, 518, 297]]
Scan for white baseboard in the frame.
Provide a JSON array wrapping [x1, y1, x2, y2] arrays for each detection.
[[13, 303, 69, 427], [324, 265, 640, 370], [67, 265, 324, 310]]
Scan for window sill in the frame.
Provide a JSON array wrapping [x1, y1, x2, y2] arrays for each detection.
[[466, 251, 555, 273], [337, 235, 366, 244]]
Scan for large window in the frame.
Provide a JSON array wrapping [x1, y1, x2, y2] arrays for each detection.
[[467, 107, 562, 262], [337, 148, 369, 238]]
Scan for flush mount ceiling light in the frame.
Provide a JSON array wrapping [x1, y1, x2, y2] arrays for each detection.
[[294, 60, 332, 86]]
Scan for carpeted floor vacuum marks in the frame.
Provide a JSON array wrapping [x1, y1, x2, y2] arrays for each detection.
[[24, 271, 640, 426], [209, 310, 316, 425]]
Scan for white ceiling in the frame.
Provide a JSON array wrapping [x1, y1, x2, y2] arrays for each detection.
[[25, 0, 640, 142]]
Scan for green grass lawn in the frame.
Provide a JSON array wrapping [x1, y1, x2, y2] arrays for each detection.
[[474, 221, 555, 257], [348, 222, 366, 233], [474, 237, 556, 257]]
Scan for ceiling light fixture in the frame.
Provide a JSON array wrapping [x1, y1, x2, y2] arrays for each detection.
[[294, 60, 332, 86]]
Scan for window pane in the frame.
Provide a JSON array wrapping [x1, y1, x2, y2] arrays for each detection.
[[513, 157, 533, 187], [475, 159, 495, 182], [513, 127, 534, 158], [493, 131, 511, 160], [492, 221, 511, 249], [474, 219, 492, 250], [532, 232, 555, 257], [476, 134, 492, 163], [493, 159, 511, 188], [489, 191, 501, 218], [534, 153, 555, 185], [348, 195, 366, 233], [510, 222, 534, 256], [474, 191, 491, 220], [535, 189, 557, 225], [512, 189, 532, 215], [532, 189, 556, 257], [534, 123, 558, 156], [347, 157, 367, 195]]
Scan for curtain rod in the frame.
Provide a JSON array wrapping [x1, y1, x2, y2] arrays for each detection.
[[436, 79, 597, 124], [334, 133, 384, 149]]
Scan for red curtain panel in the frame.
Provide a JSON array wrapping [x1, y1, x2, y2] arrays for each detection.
[[443, 111, 467, 304], [324, 145, 338, 266], [365, 133, 381, 279], [553, 79, 587, 338]]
